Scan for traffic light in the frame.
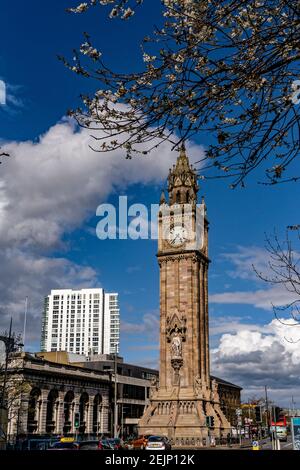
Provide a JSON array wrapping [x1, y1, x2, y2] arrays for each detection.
[[211, 416, 215, 427], [255, 406, 262, 423], [74, 412, 80, 429], [274, 407, 281, 423]]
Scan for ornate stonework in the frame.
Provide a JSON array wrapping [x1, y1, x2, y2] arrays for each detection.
[[138, 147, 231, 446]]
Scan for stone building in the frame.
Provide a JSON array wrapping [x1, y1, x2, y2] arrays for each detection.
[[216, 377, 242, 427], [7, 352, 111, 440]]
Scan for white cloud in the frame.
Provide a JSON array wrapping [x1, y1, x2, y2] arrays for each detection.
[[1, 118, 204, 342], [0, 247, 98, 345], [210, 285, 296, 310], [0, 80, 24, 114], [121, 311, 159, 337], [209, 315, 267, 336], [211, 245, 298, 310], [222, 245, 270, 281], [211, 318, 300, 405]]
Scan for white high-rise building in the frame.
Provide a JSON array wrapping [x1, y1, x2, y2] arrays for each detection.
[[41, 288, 120, 356]]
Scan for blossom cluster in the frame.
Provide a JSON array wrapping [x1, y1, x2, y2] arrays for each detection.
[[65, 0, 300, 185]]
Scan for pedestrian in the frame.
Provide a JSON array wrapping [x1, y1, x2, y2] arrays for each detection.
[[227, 432, 231, 447]]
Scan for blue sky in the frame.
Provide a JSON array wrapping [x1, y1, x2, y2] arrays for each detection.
[[1, 0, 300, 406]]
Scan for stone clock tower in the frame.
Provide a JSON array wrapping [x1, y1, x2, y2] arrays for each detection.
[[138, 147, 230, 446]]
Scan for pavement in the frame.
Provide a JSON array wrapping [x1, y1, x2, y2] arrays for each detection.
[[173, 435, 293, 451]]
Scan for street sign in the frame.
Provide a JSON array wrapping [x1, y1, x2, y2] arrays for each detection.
[[252, 440, 260, 451], [291, 417, 300, 450]]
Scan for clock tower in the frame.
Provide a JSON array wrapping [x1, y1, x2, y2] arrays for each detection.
[[138, 147, 230, 446]]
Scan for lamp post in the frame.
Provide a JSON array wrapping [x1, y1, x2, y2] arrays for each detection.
[[265, 385, 270, 436], [106, 353, 118, 438], [113, 352, 118, 439]]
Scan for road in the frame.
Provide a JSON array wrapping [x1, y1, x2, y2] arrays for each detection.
[[258, 435, 293, 450]]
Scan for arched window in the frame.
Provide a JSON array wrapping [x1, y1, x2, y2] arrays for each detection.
[[79, 392, 89, 433], [63, 390, 74, 434], [93, 394, 102, 434], [46, 389, 58, 434], [27, 388, 41, 433]]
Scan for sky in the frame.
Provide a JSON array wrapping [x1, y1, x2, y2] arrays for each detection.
[[1, 0, 300, 407]]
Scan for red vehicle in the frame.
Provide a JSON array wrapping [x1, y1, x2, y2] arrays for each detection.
[[130, 435, 152, 450], [271, 414, 287, 427]]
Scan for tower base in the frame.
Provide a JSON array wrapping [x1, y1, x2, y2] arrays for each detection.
[[138, 383, 231, 448]]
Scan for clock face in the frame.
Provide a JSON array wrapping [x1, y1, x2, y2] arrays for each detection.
[[168, 225, 188, 247]]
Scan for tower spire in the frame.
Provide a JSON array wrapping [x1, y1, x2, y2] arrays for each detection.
[[167, 147, 198, 205]]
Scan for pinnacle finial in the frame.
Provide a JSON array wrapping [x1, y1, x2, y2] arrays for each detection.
[[178, 143, 188, 160], [160, 189, 166, 205], [175, 144, 190, 171]]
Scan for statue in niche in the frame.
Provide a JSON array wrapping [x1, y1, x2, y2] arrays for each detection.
[[171, 327, 182, 357]]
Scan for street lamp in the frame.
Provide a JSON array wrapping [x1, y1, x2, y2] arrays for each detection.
[[113, 352, 118, 438], [106, 352, 118, 438]]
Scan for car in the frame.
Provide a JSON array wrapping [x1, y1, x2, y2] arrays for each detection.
[[123, 439, 134, 450], [145, 436, 171, 451], [78, 440, 103, 450], [269, 425, 288, 442], [98, 438, 116, 450], [48, 441, 79, 450], [106, 438, 123, 450], [131, 435, 152, 450]]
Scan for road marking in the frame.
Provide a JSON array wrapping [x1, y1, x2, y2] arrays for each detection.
[[281, 441, 292, 449]]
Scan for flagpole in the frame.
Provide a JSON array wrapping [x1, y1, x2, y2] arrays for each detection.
[[23, 297, 28, 350]]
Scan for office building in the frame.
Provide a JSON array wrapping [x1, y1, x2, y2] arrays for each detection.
[[40, 288, 120, 356]]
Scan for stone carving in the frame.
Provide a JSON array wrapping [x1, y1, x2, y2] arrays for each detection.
[[165, 310, 187, 344], [194, 375, 202, 396], [168, 402, 177, 425], [210, 379, 219, 402], [149, 376, 157, 388], [171, 357, 183, 385], [149, 376, 159, 398], [171, 357, 183, 371]]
